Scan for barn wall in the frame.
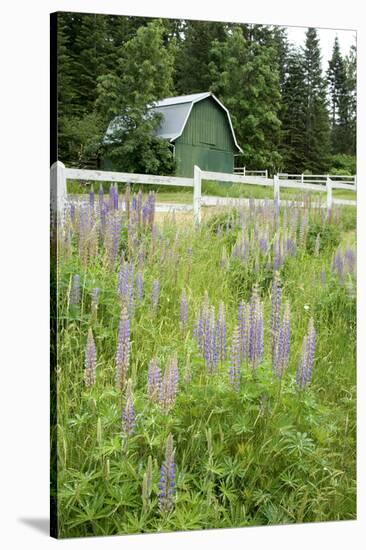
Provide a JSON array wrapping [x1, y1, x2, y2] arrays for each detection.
[[175, 98, 236, 177]]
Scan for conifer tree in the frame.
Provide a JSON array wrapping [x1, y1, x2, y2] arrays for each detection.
[[209, 26, 282, 172]]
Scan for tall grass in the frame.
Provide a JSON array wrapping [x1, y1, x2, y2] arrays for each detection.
[[54, 189, 356, 538]]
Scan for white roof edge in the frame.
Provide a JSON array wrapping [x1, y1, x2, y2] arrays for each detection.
[[161, 92, 242, 153]]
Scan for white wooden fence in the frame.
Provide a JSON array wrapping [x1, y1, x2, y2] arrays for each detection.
[[51, 161, 356, 226], [234, 167, 268, 178]]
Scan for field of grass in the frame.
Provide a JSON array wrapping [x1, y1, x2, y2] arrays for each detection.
[[52, 187, 356, 538], [67, 178, 356, 204]]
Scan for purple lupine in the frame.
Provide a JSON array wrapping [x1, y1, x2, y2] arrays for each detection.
[[229, 326, 241, 391], [124, 184, 131, 221], [238, 301, 249, 360], [216, 301, 227, 362], [332, 251, 344, 283], [89, 185, 95, 210], [104, 213, 121, 269], [151, 279, 160, 310], [148, 358, 162, 403], [91, 287, 100, 315], [109, 183, 115, 211], [135, 271, 144, 301], [70, 274, 81, 306], [271, 272, 282, 356], [118, 260, 135, 316], [296, 318, 316, 389], [202, 306, 218, 374], [115, 307, 130, 389], [158, 433, 176, 513], [78, 204, 90, 264], [84, 328, 97, 387], [159, 356, 179, 412], [122, 379, 136, 436], [180, 290, 189, 330], [249, 286, 264, 370], [70, 202, 76, 225], [272, 301, 291, 378], [345, 247, 356, 274], [113, 183, 119, 210], [98, 184, 104, 213]]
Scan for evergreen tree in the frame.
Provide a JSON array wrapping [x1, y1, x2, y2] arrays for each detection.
[[209, 26, 282, 172], [174, 20, 228, 94], [326, 36, 354, 154], [302, 28, 331, 172], [281, 48, 308, 172], [344, 43, 357, 155]]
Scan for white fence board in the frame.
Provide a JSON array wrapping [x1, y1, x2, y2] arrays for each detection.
[[201, 170, 272, 187], [65, 168, 193, 188]]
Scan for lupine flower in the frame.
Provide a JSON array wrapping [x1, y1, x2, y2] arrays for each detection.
[[84, 328, 97, 387], [345, 247, 356, 274], [115, 307, 130, 389], [98, 184, 104, 213], [159, 356, 179, 412], [151, 279, 160, 310], [249, 286, 264, 370], [89, 185, 95, 210], [113, 183, 119, 210], [105, 213, 121, 269], [180, 290, 188, 330], [229, 326, 241, 390], [91, 287, 100, 315], [70, 203, 76, 225], [148, 358, 161, 403], [122, 379, 136, 436], [158, 433, 176, 514], [118, 260, 135, 315], [70, 274, 81, 306], [271, 272, 282, 355], [238, 301, 248, 360], [135, 271, 144, 301], [296, 318, 316, 389], [272, 301, 291, 378], [216, 301, 227, 362], [332, 251, 344, 283]]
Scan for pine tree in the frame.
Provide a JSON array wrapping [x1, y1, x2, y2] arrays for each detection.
[[302, 28, 331, 172], [326, 36, 353, 154], [174, 20, 228, 94], [209, 26, 282, 172], [281, 48, 308, 172]]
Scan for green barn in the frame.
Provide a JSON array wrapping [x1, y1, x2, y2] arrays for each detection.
[[104, 92, 242, 177]]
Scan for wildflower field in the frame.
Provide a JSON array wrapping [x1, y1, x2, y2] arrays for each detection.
[[52, 186, 356, 538]]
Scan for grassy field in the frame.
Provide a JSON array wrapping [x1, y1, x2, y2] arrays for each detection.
[[53, 188, 356, 538], [67, 178, 356, 203]]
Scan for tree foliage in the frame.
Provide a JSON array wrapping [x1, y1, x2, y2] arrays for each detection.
[[56, 13, 356, 174]]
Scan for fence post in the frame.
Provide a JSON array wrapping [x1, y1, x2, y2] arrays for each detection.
[[354, 175, 357, 191], [50, 160, 67, 221], [326, 175, 333, 210], [273, 174, 280, 203], [243, 166, 246, 176], [265, 169, 268, 180], [193, 165, 202, 225], [301, 173, 304, 185]]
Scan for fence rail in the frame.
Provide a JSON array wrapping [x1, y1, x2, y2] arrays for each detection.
[[234, 167, 268, 178], [51, 161, 356, 225]]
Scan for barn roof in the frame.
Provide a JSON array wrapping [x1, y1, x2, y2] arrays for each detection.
[[150, 92, 242, 152], [104, 92, 242, 153]]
